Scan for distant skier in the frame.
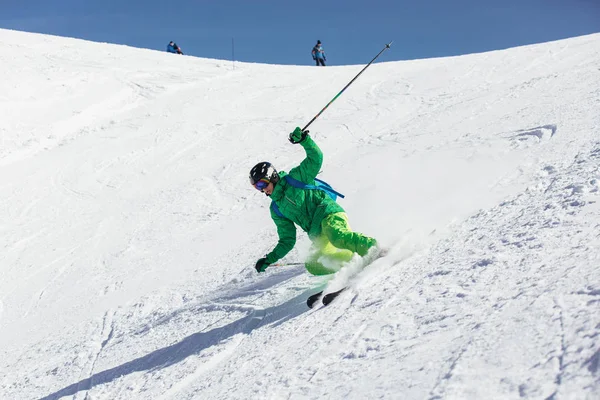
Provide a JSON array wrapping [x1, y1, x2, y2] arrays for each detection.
[[249, 127, 378, 275], [311, 40, 326, 66], [167, 41, 183, 55]]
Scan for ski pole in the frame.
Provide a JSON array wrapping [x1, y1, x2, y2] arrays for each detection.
[[302, 41, 393, 131], [272, 262, 305, 267]]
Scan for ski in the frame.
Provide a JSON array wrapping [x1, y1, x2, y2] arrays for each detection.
[[306, 288, 347, 308], [306, 291, 323, 308], [306, 246, 388, 309], [322, 288, 346, 306]]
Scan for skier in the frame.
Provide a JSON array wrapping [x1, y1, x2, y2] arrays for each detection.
[[311, 40, 326, 66], [249, 127, 378, 275], [167, 41, 183, 55]]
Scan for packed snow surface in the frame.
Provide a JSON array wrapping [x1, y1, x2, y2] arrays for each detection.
[[1, 29, 599, 399]]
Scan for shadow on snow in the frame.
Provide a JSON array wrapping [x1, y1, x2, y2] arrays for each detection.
[[41, 281, 313, 399]]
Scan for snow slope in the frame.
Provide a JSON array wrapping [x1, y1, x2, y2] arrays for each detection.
[[0, 29, 599, 399]]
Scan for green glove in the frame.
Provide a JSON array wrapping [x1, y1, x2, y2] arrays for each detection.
[[255, 258, 269, 273], [289, 127, 308, 144]]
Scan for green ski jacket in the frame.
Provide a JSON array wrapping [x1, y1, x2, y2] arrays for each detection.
[[264, 135, 344, 264]]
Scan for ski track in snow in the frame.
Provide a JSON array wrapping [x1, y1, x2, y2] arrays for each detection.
[[32, 264, 312, 400], [0, 30, 599, 400]]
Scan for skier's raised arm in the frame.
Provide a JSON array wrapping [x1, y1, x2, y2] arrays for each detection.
[[287, 127, 323, 184]]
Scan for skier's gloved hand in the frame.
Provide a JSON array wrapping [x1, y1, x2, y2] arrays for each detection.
[[255, 258, 269, 273], [289, 127, 308, 144]]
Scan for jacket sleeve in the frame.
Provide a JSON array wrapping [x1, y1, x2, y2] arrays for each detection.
[[264, 212, 297, 264], [288, 135, 323, 183]]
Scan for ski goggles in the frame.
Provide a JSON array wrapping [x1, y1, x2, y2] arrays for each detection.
[[253, 178, 270, 191]]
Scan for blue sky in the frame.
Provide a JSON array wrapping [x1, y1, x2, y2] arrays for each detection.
[[1, 0, 599, 65]]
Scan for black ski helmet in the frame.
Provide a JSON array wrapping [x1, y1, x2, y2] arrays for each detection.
[[249, 162, 279, 186]]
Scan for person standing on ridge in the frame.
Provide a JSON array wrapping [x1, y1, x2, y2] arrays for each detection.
[[167, 41, 183, 55], [249, 127, 378, 275], [312, 40, 326, 66]]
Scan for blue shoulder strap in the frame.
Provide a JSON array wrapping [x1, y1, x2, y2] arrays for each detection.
[[283, 175, 345, 199], [270, 201, 284, 218], [270, 175, 345, 219], [313, 178, 345, 199]]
